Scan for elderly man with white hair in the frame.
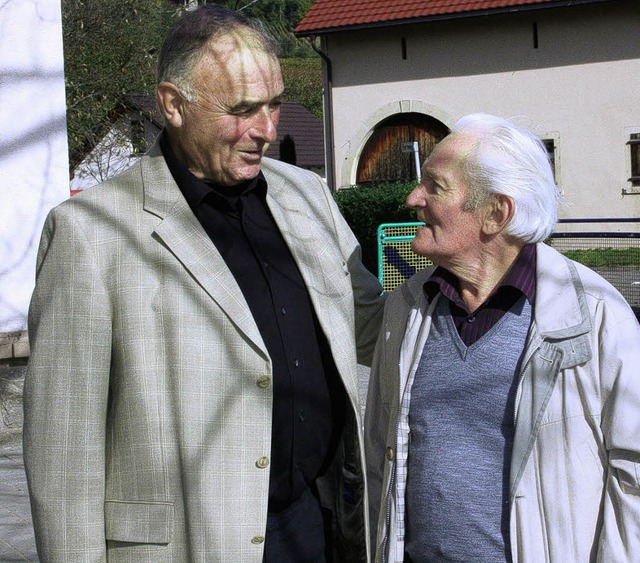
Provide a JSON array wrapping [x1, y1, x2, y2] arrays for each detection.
[[365, 113, 640, 562]]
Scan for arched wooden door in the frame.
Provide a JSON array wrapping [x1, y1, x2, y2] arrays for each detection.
[[356, 113, 449, 185]]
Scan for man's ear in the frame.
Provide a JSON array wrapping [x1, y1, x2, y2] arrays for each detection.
[[157, 82, 185, 128], [482, 194, 515, 235]]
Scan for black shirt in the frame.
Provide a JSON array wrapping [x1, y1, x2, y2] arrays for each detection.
[[159, 133, 345, 512]]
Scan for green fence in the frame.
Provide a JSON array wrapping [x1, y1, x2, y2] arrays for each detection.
[[377, 223, 432, 293]]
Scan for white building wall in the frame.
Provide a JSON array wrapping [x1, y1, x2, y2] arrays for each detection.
[[70, 120, 139, 192], [0, 0, 69, 337], [70, 112, 162, 192], [326, 1, 640, 223]]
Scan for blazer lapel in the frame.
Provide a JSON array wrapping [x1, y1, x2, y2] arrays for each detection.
[[264, 171, 329, 296], [264, 170, 362, 399], [139, 144, 267, 355]]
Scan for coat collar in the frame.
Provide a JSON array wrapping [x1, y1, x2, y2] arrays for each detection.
[[137, 144, 341, 361], [532, 242, 592, 339]]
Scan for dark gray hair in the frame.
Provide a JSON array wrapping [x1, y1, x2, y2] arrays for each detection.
[[157, 4, 280, 101]]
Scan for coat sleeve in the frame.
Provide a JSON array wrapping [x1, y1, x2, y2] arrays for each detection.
[[596, 299, 640, 561], [23, 203, 111, 561]]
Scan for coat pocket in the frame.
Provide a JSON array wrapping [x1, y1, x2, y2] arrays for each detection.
[[612, 456, 640, 494], [104, 500, 174, 544]]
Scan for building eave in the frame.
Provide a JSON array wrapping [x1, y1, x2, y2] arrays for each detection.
[[295, 0, 616, 37]]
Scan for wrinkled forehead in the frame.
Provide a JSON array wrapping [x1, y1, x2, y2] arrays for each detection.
[[191, 33, 279, 88], [426, 133, 479, 172], [204, 30, 276, 66], [188, 32, 282, 103]]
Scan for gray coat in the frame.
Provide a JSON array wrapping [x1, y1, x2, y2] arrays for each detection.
[[366, 243, 640, 562]]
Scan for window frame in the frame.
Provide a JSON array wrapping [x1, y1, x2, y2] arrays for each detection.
[[542, 137, 557, 181], [628, 133, 640, 186]]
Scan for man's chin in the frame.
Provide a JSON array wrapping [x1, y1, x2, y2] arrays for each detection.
[[411, 234, 433, 257], [230, 163, 263, 185]]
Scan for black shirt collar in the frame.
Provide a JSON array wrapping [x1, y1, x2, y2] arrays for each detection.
[[159, 130, 267, 214]]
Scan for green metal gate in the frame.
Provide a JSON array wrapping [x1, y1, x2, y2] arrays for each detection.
[[377, 222, 432, 292]]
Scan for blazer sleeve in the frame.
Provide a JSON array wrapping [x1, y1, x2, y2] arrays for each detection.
[[23, 202, 112, 561], [316, 177, 385, 367]]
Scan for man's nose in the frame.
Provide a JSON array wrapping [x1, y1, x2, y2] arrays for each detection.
[[254, 107, 278, 142], [406, 184, 424, 209]]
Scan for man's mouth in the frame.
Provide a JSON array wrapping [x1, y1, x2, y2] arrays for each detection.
[[240, 148, 263, 160]]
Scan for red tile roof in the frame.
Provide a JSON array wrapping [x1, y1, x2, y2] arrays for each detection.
[[295, 0, 611, 35]]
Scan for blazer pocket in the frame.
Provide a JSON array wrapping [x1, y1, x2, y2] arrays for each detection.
[[105, 500, 174, 544]]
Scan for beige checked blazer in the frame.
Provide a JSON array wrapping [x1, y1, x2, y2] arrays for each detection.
[[23, 142, 384, 562]]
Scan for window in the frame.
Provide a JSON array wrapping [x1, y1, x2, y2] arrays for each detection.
[[628, 133, 640, 186], [542, 138, 556, 178]]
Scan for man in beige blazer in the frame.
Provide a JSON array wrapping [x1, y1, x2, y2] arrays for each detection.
[[24, 5, 384, 561]]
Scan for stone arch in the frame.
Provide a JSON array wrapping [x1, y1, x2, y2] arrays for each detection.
[[341, 101, 452, 187]]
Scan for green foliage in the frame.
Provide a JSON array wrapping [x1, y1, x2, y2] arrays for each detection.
[[281, 58, 323, 119], [562, 247, 640, 267], [63, 0, 320, 172], [63, 0, 178, 171], [333, 182, 418, 274]]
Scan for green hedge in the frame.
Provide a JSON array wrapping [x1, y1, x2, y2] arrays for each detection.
[[561, 247, 640, 267], [333, 182, 418, 275]]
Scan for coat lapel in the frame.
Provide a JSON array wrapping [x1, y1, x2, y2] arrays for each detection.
[[139, 144, 267, 356], [509, 243, 593, 499]]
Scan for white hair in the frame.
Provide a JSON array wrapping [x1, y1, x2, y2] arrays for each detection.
[[451, 113, 561, 243]]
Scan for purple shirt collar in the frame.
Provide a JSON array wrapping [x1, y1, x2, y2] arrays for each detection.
[[424, 243, 537, 311]]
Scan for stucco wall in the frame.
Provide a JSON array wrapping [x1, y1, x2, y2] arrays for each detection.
[[0, 0, 69, 336], [325, 1, 640, 223]]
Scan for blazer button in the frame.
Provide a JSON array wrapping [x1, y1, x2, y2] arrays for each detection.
[[251, 535, 265, 544], [386, 447, 394, 461], [256, 456, 270, 469], [256, 375, 271, 388]]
